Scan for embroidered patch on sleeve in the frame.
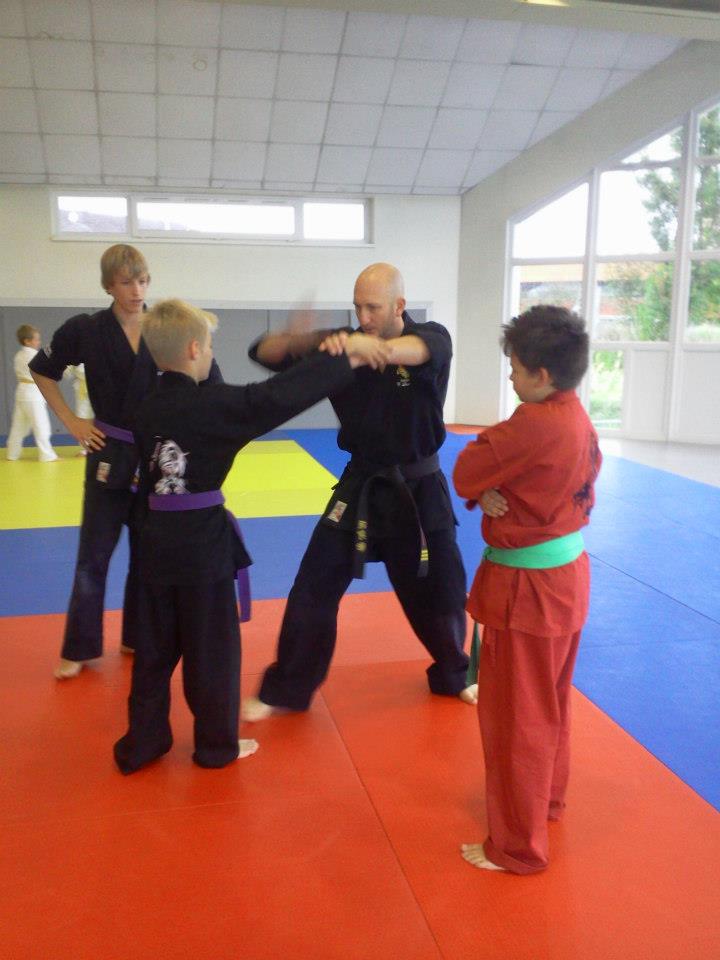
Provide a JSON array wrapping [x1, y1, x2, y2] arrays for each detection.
[[327, 500, 348, 523]]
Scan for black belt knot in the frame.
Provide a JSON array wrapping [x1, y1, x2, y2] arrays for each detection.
[[350, 452, 438, 579]]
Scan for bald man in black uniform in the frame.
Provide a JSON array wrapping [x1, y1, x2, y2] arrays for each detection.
[[243, 262, 475, 721]]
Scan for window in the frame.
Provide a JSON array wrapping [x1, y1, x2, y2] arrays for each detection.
[[53, 193, 371, 245], [508, 97, 720, 435], [56, 195, 128, 234]]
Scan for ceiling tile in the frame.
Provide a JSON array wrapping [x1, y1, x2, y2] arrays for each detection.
[[341, 12, 406, 58], [91, 0, 157, 44], [317, 145, 371, 183], [2, 173, 46, 182], [400, 16, 464, 61], [212, 140, 266, 180], [264, 180, 313, 190], [480, 110, 539, 151], [415, 149, 472, 188], [615, 34, 683, 71], [265, 142, 320, 181], [366, 147, 422, 187], [512, 24, 577, 66], [601, 69, 641, 99], [45, 134, 101, 174], [98, 92, 156, 137], [456, 20, 521, 64], [101, 135, 156, 175], [211, 178, 262, 189], [103, 174, 155, 186], [0, 39, 32, 86], [25, 0, 92, 41], [158, 94, 214, 138], [218, 50, 278, 98], [158, 46, 217, 96], [463, 149, 518, 188], [565, 29, 628, 69], [48, 174, 102, 185], [0, 133, 44, 173], [37, 90, 98, 135], [442, 63, 506, 110], [157, 0, 220, 47], [544, 67, 610, 112], [492, 64, 559, 111], [412, 186, 459, 196], [29, 39, 94, 89], [96, 43, 156, 92], [282, 9, 345, 54], [388, 60, 450, 107], [220, 3, 284, 51], [428, 108, 486, 150], [527, 110, 577, 146], [0, 89, 39, 132], [332, 56, 394, 104], [270, 101, 327, 144], [275, 53, 337, 101], [215, 98, 272, 141], [0, 1, 25, 37], [324, 102, 382, 146], [313, 183, 364, 194], [158, 138, 212, 179], [376, 106, 435, 149], [158, 176, 210, 187]]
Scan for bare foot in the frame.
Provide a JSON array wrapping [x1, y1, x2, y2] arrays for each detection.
[[241, 697, 277, 722], [54, 658, 83, 679], [238, 738, 259, 759], [458, 683, 478, 705], [461, 843, 506, 871]]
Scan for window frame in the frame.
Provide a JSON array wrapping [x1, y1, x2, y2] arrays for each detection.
[[505, 91, 720, 438], [50, 191, 373, 247]]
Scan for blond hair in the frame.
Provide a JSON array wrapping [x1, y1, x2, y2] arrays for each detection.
[[16, 324, 38, 345], [100, 244, 149, 291], [142, 299, 218, 369]]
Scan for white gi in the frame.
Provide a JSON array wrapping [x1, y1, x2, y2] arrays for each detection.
[[6, 345, 57, 461]]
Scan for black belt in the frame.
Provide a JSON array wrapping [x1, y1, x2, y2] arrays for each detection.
[[351, 452, 439, 579]]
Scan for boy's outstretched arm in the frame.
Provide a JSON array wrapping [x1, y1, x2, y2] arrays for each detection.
[[254, 329, 329, 366]]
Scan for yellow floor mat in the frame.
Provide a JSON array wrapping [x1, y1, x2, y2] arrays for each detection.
[[0, 440, 336, 530]]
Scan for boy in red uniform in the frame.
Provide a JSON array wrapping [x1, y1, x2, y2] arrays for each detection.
[[453, 305, 601, 874]]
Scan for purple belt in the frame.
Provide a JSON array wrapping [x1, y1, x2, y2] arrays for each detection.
[[148, 490, 251, 622], [94, 419, 134, 444]]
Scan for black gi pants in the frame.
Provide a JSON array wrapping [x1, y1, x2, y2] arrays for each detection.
[[114, 576, 241, 773], [62, 459, 141, 661], [259, 523, 469, 711]]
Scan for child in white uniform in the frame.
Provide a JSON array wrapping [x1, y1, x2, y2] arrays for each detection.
[[6, 325, 58, 462]]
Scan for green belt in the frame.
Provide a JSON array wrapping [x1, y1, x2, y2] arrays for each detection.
[[483, 530, 584, 569]]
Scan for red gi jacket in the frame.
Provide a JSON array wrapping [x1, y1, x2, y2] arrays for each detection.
[[453, 391, 601, 637]]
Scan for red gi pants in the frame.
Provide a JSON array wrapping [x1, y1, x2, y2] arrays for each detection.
[[478, 625, 581, 874]]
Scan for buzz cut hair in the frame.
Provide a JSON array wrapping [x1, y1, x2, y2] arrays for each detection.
[[16, 324, 38, 345], [502, 305, 589, 391], [141, 299, 218, 370], [100, 244, 149, 292]]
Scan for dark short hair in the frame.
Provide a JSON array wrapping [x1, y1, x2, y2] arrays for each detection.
[[502, 305, 589, 390]]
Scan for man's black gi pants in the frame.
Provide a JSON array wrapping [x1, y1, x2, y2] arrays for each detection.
[[114, 576, 241, 773], [62, 459, 141, 661], [259, 522, 469, 711]]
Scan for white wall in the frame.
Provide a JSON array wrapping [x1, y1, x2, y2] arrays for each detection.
[[456, 39, 720, 428], [0, 186, 461, 417]]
